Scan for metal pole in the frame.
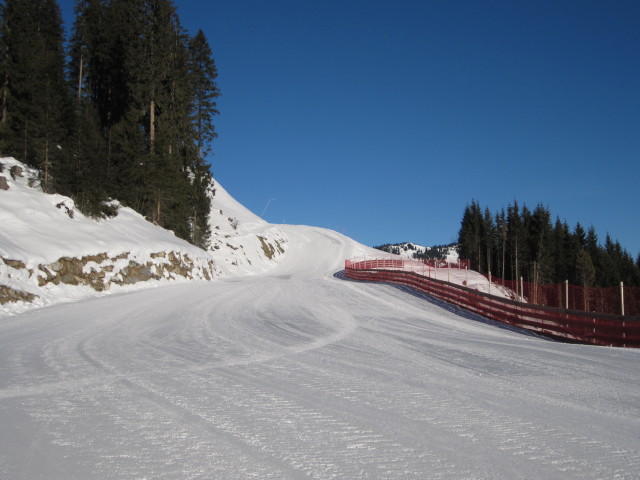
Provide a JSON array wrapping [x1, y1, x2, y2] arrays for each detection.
[[565, 280, 569, 309], [621, 281, 625, 316], [520, 277, 524, 302]]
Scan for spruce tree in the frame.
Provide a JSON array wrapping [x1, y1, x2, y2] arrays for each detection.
[[1, 0, 71, 191], [482, 207, 495, 276], [0, 2, 9, 141], [458, 201, 484, 272], [506, 202, 523, 282], [495, 209, 507, 280], [528, 204, 553, 284], [188, 29, 220, 160]]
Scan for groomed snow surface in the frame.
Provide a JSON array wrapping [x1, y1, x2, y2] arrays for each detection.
[[1, 171, 640, 478]]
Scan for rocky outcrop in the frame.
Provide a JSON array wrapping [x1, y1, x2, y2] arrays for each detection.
[[0, 251, 218, 305], [257, 235, 286, 260], [0, 284, 37, 304]]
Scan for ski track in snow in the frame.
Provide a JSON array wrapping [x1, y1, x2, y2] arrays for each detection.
[[1, 225, 640, 479]]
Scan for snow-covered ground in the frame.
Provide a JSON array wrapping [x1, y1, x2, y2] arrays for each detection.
[[1, 160, 640, 478]]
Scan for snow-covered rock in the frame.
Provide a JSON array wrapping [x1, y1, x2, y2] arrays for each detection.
[[207, 180, 288, 275]]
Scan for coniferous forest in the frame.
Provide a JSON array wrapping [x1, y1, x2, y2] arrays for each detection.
[[458, 200, 640, 288], [0, 0, 219, 249]]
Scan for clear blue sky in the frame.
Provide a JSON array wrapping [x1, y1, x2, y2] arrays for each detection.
[[58, 1, 640, 256]]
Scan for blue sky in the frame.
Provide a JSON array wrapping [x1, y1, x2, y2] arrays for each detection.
[[58, 1, 640, 256]]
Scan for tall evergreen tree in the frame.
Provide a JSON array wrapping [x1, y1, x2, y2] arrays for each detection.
[[0, 2, 9, 134], [188, 29, 219, 160], [458, 200, 483, 272], [1, 0, 71, 191], [528, 204, 553, 284], [482, 207, 495, 276], [506, 201, 523, 282], [495, 208, 507, 280]]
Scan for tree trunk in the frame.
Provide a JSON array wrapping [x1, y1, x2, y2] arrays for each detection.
[[77, 54, 84, 101], [1, 73, 8, 124], [149, 99, 155, 153], [44, 138, 49, 193], [155, 191, 161, 225], [501, 239, 506, 280]]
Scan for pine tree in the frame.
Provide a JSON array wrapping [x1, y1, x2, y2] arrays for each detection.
[[188, 29, 219, 160], [495, 209, 507, 280], [528, 204, 553, 285], [506, 202, 523, 282], [0, 2, 9, 141], [576, 248, 596, 287], [458, 201, 484, 272], [1, 0, 71, 191], [574, 223, 587, 250], [551, 218, 570, 283], [482, 207, 495, 276]]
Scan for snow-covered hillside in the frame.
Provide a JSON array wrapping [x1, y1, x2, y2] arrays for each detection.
[[0, 158, 223, 312], [0, 157, 309, 314], [207, 180, 289, 275]]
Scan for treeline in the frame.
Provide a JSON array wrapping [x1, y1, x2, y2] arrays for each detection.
[[458, 200, 640, 287], [0, 0, 219, 248]]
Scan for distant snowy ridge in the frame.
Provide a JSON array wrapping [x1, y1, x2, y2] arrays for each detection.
[[0, 157, 287, 313], [375, 242, 459, 262]]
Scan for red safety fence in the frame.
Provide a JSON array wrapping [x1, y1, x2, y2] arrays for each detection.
[[344, 262, 640, 348], [345, 258, 470, 270], [487, 277, 640, 316]]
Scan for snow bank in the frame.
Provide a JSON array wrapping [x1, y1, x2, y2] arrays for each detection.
[[0, 157, 221, 313]]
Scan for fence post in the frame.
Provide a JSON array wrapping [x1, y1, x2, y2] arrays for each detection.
[[621, 282, 626, 346], [520, 277, 524, 302], [565, 280, 569, 309]]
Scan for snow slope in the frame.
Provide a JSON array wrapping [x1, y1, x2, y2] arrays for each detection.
[[0, 157, 294, 313], [0, 158, 211, 265], [207, 180, 289, 275], [1, 163, 640, 478]]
